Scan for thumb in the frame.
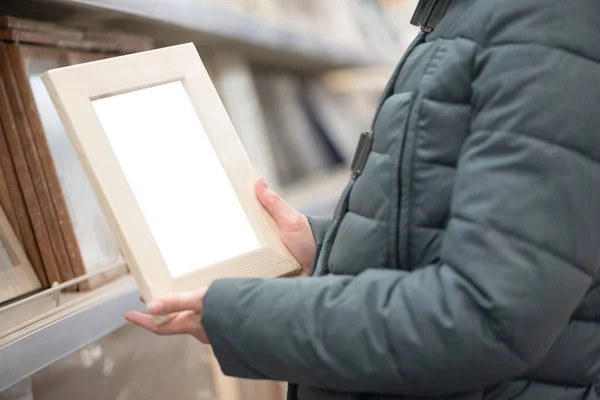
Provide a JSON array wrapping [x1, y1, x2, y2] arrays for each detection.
[[147, 287, 208, 315], [255, 176, 296, 224]]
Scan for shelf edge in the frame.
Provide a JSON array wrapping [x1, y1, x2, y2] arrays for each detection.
[[0, 280, 143, 391]]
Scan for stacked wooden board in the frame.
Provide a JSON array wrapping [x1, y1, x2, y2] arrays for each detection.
[[0, 16, 153, 300]]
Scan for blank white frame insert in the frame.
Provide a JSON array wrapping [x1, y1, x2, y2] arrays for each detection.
[[92, 82, 260, 278]]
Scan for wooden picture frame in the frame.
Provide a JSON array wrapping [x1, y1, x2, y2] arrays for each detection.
[[0, 201, 41, 304], [41, 43, 300, 302]]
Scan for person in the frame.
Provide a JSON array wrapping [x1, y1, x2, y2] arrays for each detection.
[[125, 0, 600, 399]]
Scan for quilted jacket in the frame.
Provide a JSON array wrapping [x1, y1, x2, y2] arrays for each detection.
[[202, 0, 600, 399]]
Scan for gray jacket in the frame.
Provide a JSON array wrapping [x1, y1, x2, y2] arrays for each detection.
[[202, 0, 600, 399]]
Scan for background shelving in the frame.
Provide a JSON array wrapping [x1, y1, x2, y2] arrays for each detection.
[[0, 1, 419, 399], [0, 0, 382, 71], [0, 0, 419, 214]]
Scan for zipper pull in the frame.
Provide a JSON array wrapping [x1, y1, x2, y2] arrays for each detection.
[[410, 0, 434, 28], [410, 0, 452, 33], [350, 131, 374, 179]]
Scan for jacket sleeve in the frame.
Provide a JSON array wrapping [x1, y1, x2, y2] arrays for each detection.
[[201, 41, 600, 396], [306, 216, 331, 247], [305, 216, 331, 274]]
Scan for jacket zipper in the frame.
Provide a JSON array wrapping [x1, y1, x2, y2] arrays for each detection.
[[350, 32, 427, 180], [319, 1, 447, 277], [395, 91, 421, 271]]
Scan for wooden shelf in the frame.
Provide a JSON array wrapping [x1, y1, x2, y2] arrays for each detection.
[[0, 0, 381, 71], [0, 276, 143, 391]]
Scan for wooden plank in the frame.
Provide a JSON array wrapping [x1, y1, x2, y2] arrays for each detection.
[[0, 15, 83, 47], [0, 16, 152, 54], [0, 15, 58, 31], [0, 28, 109, 52], [0, 28, 58, 46], [0, 43, 72, 285], [0, 16, 81, 40], [7, 43, 86, 289], [0, 106, 46, 287], [12, 44, 128, 290], [0, 147, 19, 240]]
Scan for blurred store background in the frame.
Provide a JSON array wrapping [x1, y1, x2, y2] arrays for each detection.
[[0, 1, 419, 399]]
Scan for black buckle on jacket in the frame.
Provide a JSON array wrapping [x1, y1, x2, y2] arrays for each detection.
[[350, 131, 374, 179], [410, 0, 452, 32]]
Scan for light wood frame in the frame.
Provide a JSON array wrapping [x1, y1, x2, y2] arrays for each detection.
[[41, 43, 300, 302]]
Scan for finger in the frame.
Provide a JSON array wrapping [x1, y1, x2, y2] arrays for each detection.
[[125, 311, 198, 336], [254, 176, 296, 224], [125, 311, 161, 332], [147, 287, 208, 315], [139, 295, 145, 304]]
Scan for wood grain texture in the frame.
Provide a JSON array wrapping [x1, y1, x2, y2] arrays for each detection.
[[0, 18, 152, 290], [67, 49, 130, 290], [170, 247, 300, 293], [0, 16, 82, 41], [0, 43, 70, 285], [0, 15, 151, 54], [0, 146, 19, 240], [17, 45, 128, 290], [0, 25, 81, 48], [8, 44, 87, 289], [0, 109, 47, 287]]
